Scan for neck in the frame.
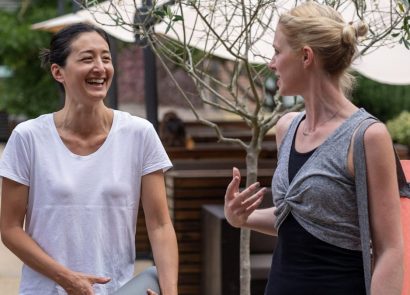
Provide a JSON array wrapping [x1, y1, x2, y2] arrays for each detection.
[[301, 85, 356, 135], [54, 103, 113, 137]]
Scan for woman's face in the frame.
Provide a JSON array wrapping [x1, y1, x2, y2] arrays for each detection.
[[268, 25, 305, 96], [56, 31, 114, 105]]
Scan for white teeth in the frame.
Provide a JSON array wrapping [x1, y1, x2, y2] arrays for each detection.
[[87, 79, 104, 84]]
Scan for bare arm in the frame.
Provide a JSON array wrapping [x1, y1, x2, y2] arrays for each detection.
[[0, 178, 110, 295], [363, 124, 403, 295], [141, 170, 178, 295], [224, 112, 299, 235]]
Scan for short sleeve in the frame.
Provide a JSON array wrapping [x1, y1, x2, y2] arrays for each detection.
[[0, 130, 31, 186], [142, 123, 172, 176]]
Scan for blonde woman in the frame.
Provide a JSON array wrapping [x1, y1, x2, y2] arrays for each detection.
[[225, 2, 403, 294]]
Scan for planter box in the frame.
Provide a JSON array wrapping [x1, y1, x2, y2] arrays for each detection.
[[395, 144, 409, 160]]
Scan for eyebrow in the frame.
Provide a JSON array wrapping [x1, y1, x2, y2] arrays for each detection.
[[78, 49, 111, 55]]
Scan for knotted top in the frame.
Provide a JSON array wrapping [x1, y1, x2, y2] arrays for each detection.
[[272, 108, 370, 251]]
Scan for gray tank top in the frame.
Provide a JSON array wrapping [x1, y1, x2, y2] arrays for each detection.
[[272, 108, 370, 251]]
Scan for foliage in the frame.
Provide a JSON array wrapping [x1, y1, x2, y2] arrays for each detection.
[[392, 1, 410, 49], [387, 111, 410, 146], [0, 1, 60, 118], [352, 74, 410, 122]]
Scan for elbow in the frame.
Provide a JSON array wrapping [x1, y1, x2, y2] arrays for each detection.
[[0, 222, 17, 251], [0, 224, 11, 249], [373, 244, 404, 273]]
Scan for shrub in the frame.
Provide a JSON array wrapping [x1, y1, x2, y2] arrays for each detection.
[[352, 74, 410, 123], [387, 111, 410, 147]]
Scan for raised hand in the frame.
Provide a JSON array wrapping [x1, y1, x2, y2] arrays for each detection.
[[224, 167, 266, 228]]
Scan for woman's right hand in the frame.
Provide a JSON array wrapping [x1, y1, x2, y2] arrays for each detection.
[[224, 167, 266, 228], [61, 271, 111, 295]]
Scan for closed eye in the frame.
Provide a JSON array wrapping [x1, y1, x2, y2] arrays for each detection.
[[81, 57, 93, 62], [102, 56, 112, 63]]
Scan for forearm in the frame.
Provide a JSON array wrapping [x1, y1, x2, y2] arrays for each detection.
[[244, 207, 277, 236], [1, 226, 73, 287], [148, 222, 179, 295], [371, 248, 403, 295]]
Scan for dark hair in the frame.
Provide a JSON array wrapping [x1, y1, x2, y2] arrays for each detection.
[[159, 111, 186, 147], [39, 22, 111, 69]]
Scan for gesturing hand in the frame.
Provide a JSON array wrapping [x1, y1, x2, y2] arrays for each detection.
[[62, 272, 111, 295], [224, 167, 266, 228]]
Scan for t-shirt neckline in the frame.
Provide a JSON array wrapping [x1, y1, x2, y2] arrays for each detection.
[[48, 109, 118, 160]]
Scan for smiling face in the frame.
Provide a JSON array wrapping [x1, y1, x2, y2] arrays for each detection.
[[268, 25, 305, 96], [51, 31, 114, 105]]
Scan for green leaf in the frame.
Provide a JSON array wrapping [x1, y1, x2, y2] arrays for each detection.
[[165, 22, 173, 34], [404, 38, 410, 49], [166, 5, 172, 17], [172, 15, 183, 22], [153, 9, 166, 18], [399, 3, 405, 12]]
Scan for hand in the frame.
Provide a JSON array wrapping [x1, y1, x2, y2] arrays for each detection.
[[147, 289, 159, 295], [224, 167, 266, 228], [61, 271, 111, 295]]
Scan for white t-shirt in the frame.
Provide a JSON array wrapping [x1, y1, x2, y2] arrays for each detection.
[[0, 110, 172, 295]]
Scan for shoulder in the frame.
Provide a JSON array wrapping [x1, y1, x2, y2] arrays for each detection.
[[363, 121, 391, 148], [275, 112, 300, 147], [115, 110, 154, 132], [12, 114, 51, 139], [362, 121, 394, 160]]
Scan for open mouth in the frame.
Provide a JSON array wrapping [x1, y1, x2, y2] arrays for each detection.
[[86, 78, 105, 86]]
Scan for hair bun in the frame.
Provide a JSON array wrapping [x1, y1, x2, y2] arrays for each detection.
[[342, 21, 368, 45], [355, 21, 368, 38]]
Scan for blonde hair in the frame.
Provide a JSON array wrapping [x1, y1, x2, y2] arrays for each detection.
[[278, 1, 368, 95]]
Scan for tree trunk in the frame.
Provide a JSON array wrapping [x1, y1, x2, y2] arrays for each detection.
[[240, 144, 260, 295]]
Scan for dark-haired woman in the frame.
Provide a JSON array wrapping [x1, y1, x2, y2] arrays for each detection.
[[0, 23, 178, 295]]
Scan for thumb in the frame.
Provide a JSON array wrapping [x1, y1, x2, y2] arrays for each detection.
[[226, 167, 240, 200], [233, 167, 241, 179], [90, 276, 111, 285]]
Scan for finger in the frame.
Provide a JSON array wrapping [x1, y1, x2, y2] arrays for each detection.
[[244, 193, 265, 212], [90, 276, 111, 285], [225, 167, 241, 201], [146, 289, 158, 295], [239, 182, 261, 202], [241, 187, 267, 207], [233, 167, 241, 179]]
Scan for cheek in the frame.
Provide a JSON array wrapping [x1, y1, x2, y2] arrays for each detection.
[[106, 66, 114, 80]]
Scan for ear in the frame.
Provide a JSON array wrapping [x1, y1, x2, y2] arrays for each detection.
[[50, 64, 64, 83], [301, 46, 314, 68]]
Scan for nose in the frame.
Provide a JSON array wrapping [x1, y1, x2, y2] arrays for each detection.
[[93, 57, 105, 73], [268, 56, 276, 72]]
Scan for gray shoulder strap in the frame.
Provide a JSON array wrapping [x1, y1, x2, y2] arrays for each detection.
[[353, 118, 410, 295]]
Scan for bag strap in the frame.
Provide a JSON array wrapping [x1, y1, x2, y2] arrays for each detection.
[[353, 117, 410, 295]]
